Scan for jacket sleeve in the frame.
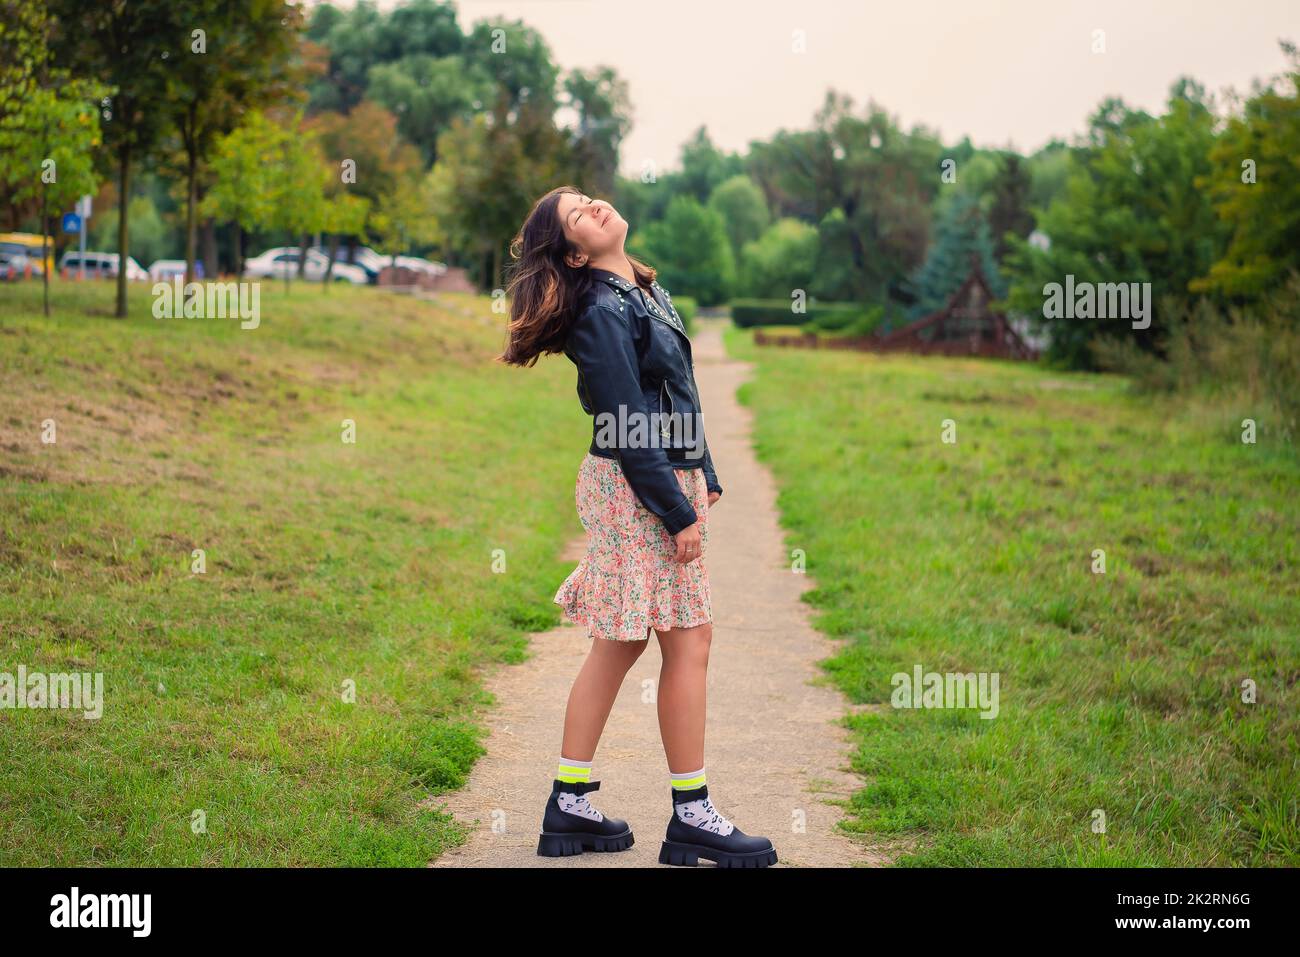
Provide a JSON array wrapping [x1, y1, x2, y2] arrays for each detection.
[[701, 439, 722, 497], [567, 303, 699, 536]]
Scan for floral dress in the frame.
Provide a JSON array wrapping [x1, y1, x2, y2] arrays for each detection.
[[553, 452, 712, 642]]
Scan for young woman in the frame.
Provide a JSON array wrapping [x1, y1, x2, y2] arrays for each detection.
[[497, 185, 777, 868]]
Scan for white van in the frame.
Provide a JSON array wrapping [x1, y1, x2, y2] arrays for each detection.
[[59, 251, 149, 281]]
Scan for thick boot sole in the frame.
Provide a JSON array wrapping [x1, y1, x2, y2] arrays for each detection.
[[658, 839, 778, 868], [537, 827, 634, 857]]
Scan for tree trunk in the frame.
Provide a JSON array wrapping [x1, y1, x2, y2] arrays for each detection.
[[201, 216, 218, 279], [297, 233, 308, 278], [233, 224, 243, 279], [41, 180, 49, 318], [184, 141, 197, 287], [116, 141, 131, 318]]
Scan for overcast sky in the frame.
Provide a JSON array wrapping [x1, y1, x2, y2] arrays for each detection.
[[317, 0, 1298, 175]]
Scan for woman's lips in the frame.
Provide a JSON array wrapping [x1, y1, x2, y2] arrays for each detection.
[[602, 209, 611, 227]]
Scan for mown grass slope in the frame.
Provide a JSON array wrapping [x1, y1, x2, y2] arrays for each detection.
[[1, 280, 583, 865]]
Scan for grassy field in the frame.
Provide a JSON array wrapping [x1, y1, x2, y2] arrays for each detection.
[[0, 280, 585, 865], [724, 325, 1299, 866]]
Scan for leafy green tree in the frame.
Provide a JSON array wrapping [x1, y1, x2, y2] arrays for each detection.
[[737, 218, 818, 300], [562, 66, 632, 197], [1191, 42, 1300, 301], [202, 109, 329, 283], [49, 0, 190, 317], [1003, 80, 1227, 367], [426, 100, 568, 290], [987, 153, 1034, 262], [908, 191, 1003, 319], [0, 1, 108, 314], [676, 127, 745, 204], [370, 170, 438, 269], [748, 91, 943, 305], [366, 53, 490, 164], [320, 193, 370, 283], [630, 194, 734, 306], [708, 175, 770, 262], [164, 0, 302, 284], [307, 102, 422, 205]]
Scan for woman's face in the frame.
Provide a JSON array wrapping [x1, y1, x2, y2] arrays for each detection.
[[558, 191, 626, 267]]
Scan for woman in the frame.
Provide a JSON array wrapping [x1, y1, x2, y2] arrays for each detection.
[[497, 185, 777, 868]]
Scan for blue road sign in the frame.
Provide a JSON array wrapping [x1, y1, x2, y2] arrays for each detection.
[[62, 212, 81, 233]]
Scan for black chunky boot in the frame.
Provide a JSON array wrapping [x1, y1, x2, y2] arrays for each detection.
[[536, 779, 634, 857], [659, 784, 778, 868]]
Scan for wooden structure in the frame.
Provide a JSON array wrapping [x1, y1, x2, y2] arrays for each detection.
[[753, 266, 1037, 360]]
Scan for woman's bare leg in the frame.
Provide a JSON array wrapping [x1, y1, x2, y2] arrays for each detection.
[[558, 635, 650, 761], [654, 621, 713, 772]]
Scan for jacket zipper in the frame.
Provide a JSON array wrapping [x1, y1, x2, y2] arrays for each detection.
[[660, 380, 675, 439]]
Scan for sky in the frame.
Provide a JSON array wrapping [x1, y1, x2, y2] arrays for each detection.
[[311, 0, 1298, 175]]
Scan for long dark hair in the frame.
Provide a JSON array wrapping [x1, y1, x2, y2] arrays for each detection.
[[496, 185, 656, 367]]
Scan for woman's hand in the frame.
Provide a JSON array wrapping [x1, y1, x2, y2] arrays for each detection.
[[707, 491, 721, 507], [672, 522, 703, 564]]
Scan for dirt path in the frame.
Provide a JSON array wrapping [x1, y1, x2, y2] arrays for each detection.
[[426, 318, 891, 867]]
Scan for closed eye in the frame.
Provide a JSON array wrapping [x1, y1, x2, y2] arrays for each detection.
[[572, 194, 592, 226]]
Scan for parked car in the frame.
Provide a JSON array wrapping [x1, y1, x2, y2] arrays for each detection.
[[0, 234, 53, 275], [392, 255, 446, 276], [148, 259, 204, 282], [243, 247, 367, 284], [0, 250, 36, 280], [309, 245, 384, 284], [59, 250, 149, 281]]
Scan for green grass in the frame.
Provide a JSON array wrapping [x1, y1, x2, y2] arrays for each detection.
[[724, 324, 1300, 866], [0, 279, 585, 865]]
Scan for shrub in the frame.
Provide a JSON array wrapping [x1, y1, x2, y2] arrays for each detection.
[[731, 298, 879, 329], [1091, 273, 1300, 443]]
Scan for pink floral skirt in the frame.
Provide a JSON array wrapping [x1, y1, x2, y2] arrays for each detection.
[[553, 452, 712, 642]]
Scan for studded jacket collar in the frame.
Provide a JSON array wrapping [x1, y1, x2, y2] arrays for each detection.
[[561, 266, 722, 537]]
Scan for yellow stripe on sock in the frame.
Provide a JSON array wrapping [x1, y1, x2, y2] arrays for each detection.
[[557, 763, 592, 783], [670, 773, 706, 789]]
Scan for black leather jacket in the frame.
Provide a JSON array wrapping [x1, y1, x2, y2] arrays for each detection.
[[563, 266, 721, 536]]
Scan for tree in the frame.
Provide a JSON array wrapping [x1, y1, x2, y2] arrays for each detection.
[[737, 218, 819, 300], [49, 0, 190, 317], [630, 194, 734, 306], [1002, 81, 1227, 367], [677, 127, 743, 205], [202, 111, 284, 277], [366, 53, 490, 164], [164, 0, 303, 285], [562, 66, 632, 198], [987, 153, 1034, 263], [370, 170, 438, 270], [0, 2, 108, 315], [708, 175, 771, 262], [426, 99, 569, 291], [748, 91, 943, 305], [1191, 42, 1300, 301], [907, 191, 1003, 320], [320, 193, 370, 283]]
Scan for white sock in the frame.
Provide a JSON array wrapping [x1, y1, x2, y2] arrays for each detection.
[[556, 755, 603, 822], [556, 790, 604, 822], [675, 794, 735, 836]]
